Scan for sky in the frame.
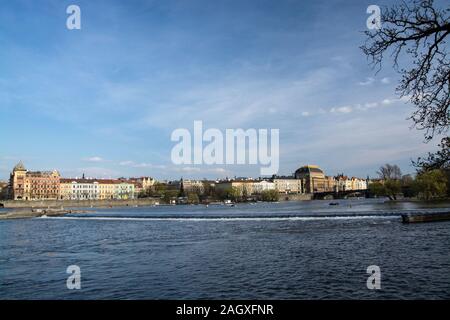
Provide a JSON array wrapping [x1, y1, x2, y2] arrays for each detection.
[[0, 0, 446, 180]]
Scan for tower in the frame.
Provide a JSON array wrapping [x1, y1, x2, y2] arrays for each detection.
[[10, 161, 27, 200]]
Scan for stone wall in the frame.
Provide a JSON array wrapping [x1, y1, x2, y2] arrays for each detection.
[[279, 193, 313, 201], [0, 198, 160, 208]]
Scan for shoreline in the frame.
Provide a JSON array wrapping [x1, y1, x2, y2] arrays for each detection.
[[0, 198, 160, 209], [0, 208, 92, 220]]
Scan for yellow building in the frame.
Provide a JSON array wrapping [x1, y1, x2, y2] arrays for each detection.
[[98, 180, 117, 200]]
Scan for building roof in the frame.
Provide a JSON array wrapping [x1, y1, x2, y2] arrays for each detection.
[[60, 178, 135, 185], [295, 165, 324, 175], [13, 161, 26, 172]]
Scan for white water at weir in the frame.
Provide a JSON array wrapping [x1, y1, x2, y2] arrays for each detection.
[[38, 215, 399, 222]]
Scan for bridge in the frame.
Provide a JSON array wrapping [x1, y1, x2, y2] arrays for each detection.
[[313, 189, 369, 200]]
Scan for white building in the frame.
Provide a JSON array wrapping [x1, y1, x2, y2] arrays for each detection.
[[252, 180, 276, 194], [60, 179, 99, 200], [115, 182, 135, 199], [273, 178, 303, 194]]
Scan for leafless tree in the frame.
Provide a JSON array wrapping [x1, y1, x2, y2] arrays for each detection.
[[361, 0, 450, 141], [378, 164, 403, 180]]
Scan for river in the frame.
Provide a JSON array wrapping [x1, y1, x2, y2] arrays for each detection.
[[0, 198, 449, 299]]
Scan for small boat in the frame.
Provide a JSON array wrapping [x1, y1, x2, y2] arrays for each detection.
[[329, 202, 339, 206]]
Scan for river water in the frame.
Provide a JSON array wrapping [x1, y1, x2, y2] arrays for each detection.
[[0, 199, 449, 299]]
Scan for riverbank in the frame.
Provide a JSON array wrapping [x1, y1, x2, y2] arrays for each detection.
[[0, 208, 91, 220], [0, 198, 160, 209]]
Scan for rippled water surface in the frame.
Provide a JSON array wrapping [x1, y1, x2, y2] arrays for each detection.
[[1, 199, 449, 299]]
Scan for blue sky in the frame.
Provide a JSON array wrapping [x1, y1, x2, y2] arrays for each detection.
[[0, 0, 445, 180]]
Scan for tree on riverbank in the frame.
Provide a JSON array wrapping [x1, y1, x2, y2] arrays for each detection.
[[369, 179, 402, 200], [413, 137, 450, 197], [261, 190, 279, 202], [370, 164, 403, 200], [361, 0, 450, 177], [370, 163, 449, 200], [414, 169, 448, 200]]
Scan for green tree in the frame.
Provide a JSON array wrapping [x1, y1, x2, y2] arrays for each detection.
[[401, 174, 418, 198], [226, 187, 241, 202], [261, 189, 279, 202], [384, 179, 402, 200], [162, 190, 178, 204], [373, 164, 403, 200], [414, 169, 448, 200], [369, 181, 387, 198], [187, 192, 200, 204]]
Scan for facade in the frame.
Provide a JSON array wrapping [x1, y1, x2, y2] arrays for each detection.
[[98, 180, 117, 200], [294, 165, 331, 193], [60, 179, 99, 200], [215, 180, 275, 195], [10, 162, 60, 200], [272, 177, 303, 194], [60, 178, 135, 200], [181, 179, 205, 193], [121, 177, 155, 196], [252, 180, 276, 194], [335, 175, 367, 192], [351, 177, 368, 191], [336, 176, 353, 192], [294, 165, 368, 194], [114, 181, 135, 199]]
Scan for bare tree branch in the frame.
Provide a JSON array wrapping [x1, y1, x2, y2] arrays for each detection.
[[361, 0, 450, 141]]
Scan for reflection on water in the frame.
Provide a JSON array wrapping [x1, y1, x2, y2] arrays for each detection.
[[0, 199, 449, 299]]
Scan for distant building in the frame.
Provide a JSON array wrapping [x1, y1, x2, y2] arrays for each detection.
[[215, 179, 275, 196], [294, 165, 335, 193], [181, 179, 206, 193], [351, 177, 368, 191], [252, 180, 276, 193], [60, 178, 99, 200], [98, 180, 117, 199], [120, 177, 155, 196], [335, 175, 352, 192], [272, 177, 303, 194], [114, 181, 135, 199], [335, 175, 368, 191], [60, 178, 135, 200], [10, 162, 60, 200]]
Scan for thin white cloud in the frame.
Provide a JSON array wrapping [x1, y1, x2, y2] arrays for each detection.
[[330, 106, 353, 113], [82, 156, 105, 162], [119, 160, 166, 169], [380, 77, 390, 84], [358, 77, 375, 86]]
